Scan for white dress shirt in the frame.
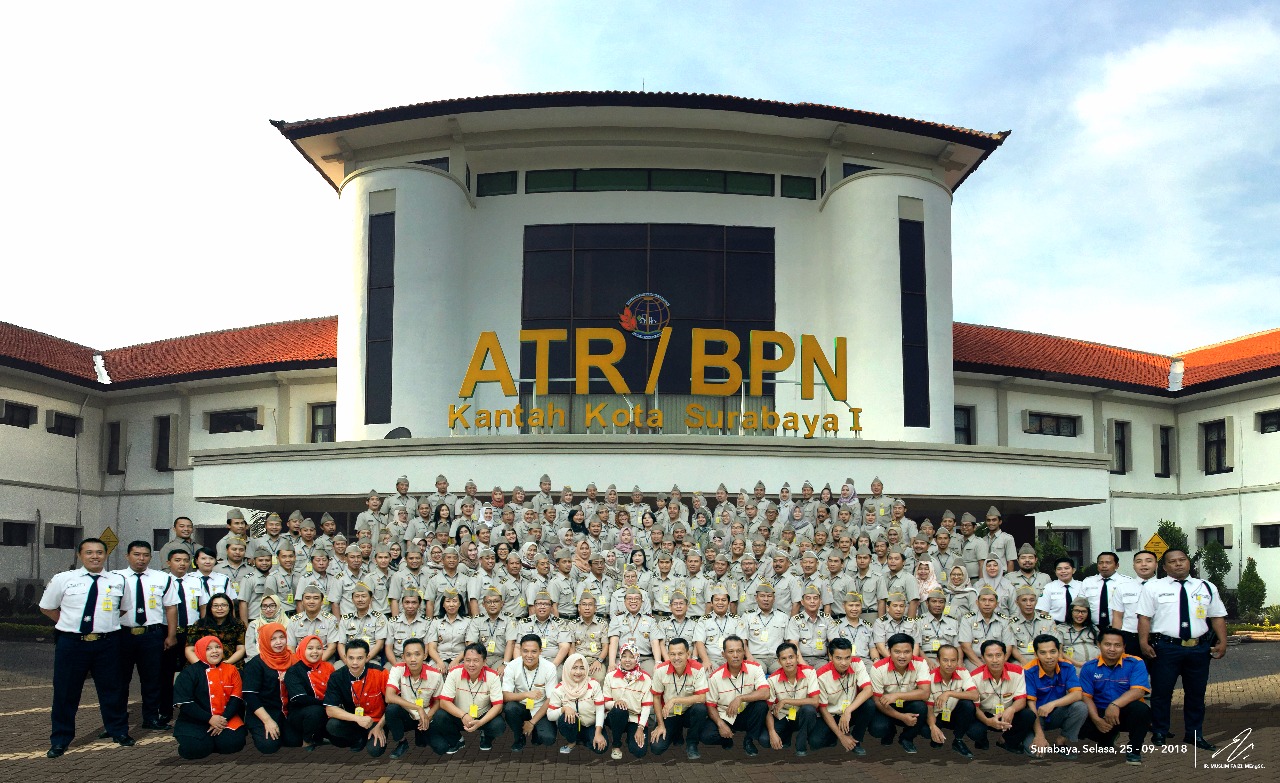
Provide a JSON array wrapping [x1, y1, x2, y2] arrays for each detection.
[[114, 567, 178, 627], [39, 568, 128, 633], [1137, 576, 1226, 638], [1035, 579, 1081, 624]]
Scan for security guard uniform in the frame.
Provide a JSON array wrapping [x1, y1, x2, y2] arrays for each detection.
[[115, 564, 178, 727]]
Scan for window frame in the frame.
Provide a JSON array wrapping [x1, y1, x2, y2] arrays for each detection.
[[1109, 419, 1130, 474], [45, 525, 80, 550], [1202, 418, 1231, 475], [1, 521, 35, 547], [1024, 411, 1080, 438], [46, 411, 82, 438], [154, 414, 175, 472], [205, 408, 263, 434], [1258, 409, 1280, 434], [310, 402, 337, 444], [954, 405, 975, 445], [1155, 424, 1174, 478], [1, 401, 37, 428], [1257, 524, 1280, 549]]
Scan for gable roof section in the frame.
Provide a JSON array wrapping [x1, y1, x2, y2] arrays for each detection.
[[952, 322, 1172, 391], [1181, 328, 1280, 387], [0, 321, 98, 383]]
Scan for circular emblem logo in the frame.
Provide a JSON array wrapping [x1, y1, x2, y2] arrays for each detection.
[[618, 293, 671, 339]]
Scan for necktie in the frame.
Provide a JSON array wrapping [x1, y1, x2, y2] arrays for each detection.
[[135, 573, 147, 625], [1098, 578, 1110, 630], [81, 575, 100, 633], [203, 575, 211, 599], [1062, 584, 1072, 623], [1178, 580, 1191, 640], [177, 581, 189, 627]]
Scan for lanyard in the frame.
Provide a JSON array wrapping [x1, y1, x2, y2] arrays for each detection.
[[351, 672, 369, 709], [890, 666, 914, 692], [403, 666, 425, 702], [522, 665, 540, 692], [671, 667, 691, 696]]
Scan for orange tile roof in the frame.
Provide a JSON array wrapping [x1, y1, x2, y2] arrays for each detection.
[[101, 317, 337, 383], [1180, 328, 1280, 386], [953, 322, 1172, 389], [0, 321, 99, 381]]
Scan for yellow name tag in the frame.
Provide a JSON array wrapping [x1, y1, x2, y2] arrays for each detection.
[[814, 640, 824, 651], [306, 564, 313, 573], [1195, 606, 1206, 619], [737, 702, 745, 713], [673, 704, 684, 716], [486, 639, 496, 653], [894, 699, 904, 708], [839, 699, 850, 713], [993, 704, 1004, 716], [1064, 646, 1074, 657], [787, 706, 797, 720], [943, 606, 952, 616], [355, 707, 364, 717], [589, 642, 598, 653], [286, 593, 294, 604], [415, 697, 424, 708], [148, 598, 158, 609], [760, 632, 768, 643], [102, 599, 114, 612], [930, 639, 941, 651], [272, 555, 279, 566], [941, 707, 951, 722], [469, 704, 480, 718], [519, 598, 527, 607]]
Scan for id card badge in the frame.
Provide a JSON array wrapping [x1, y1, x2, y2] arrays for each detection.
[[101, 597, 115, 612], [589, 642, 598, 653], [839, 699, 850, 713], [469, 704, 480, 718], [1022, 643, 1034, 655], [355, 707, 365, 717], [148, 598, 158, 610], [941, 707, 952, 722], [525, 698, 535, 710], [943, 605, 952, 616], [760, 631, 769, 643], [286, 593, 294, 604], [930, 639, 941, 651], [415, 697, 425, 708], [487, 639, 496, 653], [306, 563, 314, 573], [993, 703, 1004, 716], [673, 704, 684, 716], [1195, 606, 1206, 619], [894, 699, 904, 708], [272, 555, 279, 567], [814, 640, 824, 651], [737, 702, 745, 714], [787, 706, 798, 721]]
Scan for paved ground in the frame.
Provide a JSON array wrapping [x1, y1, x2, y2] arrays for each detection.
[[1, 640, 1275, 782]]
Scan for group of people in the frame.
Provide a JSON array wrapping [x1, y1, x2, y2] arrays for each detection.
[[40, 474, 1228, 765]]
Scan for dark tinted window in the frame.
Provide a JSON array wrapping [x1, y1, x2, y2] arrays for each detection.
[[414, 157, 448, 172], [843, 163, 877, 178], [780, 175, 817, 200], [476, 171, 517, 197], [1, 402, 35, 428], [365, 211, 395, 425], [208, 409, 260, 434], [899, 219, 929, 428], [47, 412, 79, 438], [154, 416, 172, 472]]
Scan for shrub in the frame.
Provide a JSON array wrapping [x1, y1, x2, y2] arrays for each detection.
[[1237, 558, 1267, 621]]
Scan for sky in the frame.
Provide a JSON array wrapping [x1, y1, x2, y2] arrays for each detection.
[[1, 1, 1276, 355]]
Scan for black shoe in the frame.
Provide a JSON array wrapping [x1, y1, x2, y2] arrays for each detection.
[[446, 740, 464, 755], [512, 736, 526, 752], [141, 720, 169, 731], [113, 736, 136, 747], [721, 737, 733, 749], [479, 737, 493, 751], [390, 740, 409, 759], [996, 740, 1023, 755], [1191, 737, 1217, 751], [743, 738, 759, 757], [952, 739, 974, 759], [852, 744, 867, 756], [686, 744, 701, 760], [350, 738, 367, 753], [46, 746, 67, 759], [1126, 750, 1142, 765], [97, 731, 112, 739], [974, 736, 990, 750], [1151, 732, 1167, 745], [899, 739, 918, 754]]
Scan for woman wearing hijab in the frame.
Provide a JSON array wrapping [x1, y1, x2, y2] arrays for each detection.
[[976, 557, 1015, 614], [520, 541, 541, 573], [614, 526, 636, 559], [943, 565, 978, 618], [836, 479, 859, 511], [913, 559, 941, 600], [241, 622, 299, 753], [284, 634, 334, 751], [1056, 596, 1100, 671], [244, 595, 283, 660], [172, 636, 247, 759], [550, 652, 609, 755], [602, 641, 652, 760], [185, 593, 246, 666]]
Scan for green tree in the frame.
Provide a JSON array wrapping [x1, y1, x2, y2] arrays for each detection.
[[1237, 557, 1267, 622], [1035, 521, 1069, 577], [1198, 540, 1231, 595], [1155, 519, 1190, 577]]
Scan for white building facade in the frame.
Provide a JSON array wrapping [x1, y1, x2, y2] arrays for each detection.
[[1, 93, 1276, 591]]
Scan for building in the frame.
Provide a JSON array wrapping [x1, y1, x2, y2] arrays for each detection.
[[1, 92, 1276, 591]]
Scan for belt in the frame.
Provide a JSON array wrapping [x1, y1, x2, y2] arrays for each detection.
[[68, 631, 116, 642], [127, 624, 167, 635], [1153, 633, 1204, 647]]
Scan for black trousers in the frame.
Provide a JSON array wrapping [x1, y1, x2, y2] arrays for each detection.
[[246, 709, 302, 754], [1150, 638, 1210, 740], [174, 720, 246, 759], [698, 701, 767, 749], [557, 715, 607, 752], [385, 703, 429, 745], [51, 631, 128, 746], [158, 632, 186, 721], [502, 702, 556, 746], [766, 704, 819, 751], [118, 626, 166, 723], [932, 699, 977, 739], [966, 708, 1036, 747], [868, 699, 929, 742], [326, 717, 387, 756], [606, 707, 651, 757], [809, 700, 874, 749], [1080, 700, 1150, 749], [286, 704, 327, 745], [651, 704, 709, 754], [427, 711, 506, 755]]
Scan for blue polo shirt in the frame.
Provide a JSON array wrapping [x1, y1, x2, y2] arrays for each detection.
[[1079, 655, 1150, 710], [1023, 661, 1081, 703]]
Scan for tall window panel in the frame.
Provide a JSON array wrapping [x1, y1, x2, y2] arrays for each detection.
[[899, 214, 929, 428], [365, 210, 395, 425]]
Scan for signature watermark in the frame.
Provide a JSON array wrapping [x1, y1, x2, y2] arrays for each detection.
[[1199, 728, 1265, 770]]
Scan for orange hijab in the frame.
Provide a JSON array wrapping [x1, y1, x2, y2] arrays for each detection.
[[193, 635, 244, 730], [296, 634, 334, 699], [257, 622, 296, 672]]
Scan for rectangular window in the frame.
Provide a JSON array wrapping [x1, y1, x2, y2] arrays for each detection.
[[1051, 528, 1088, 569], [310, 403, 336, 443], [1026, 412, 1078, 437], [1259, 410, 1280, 434], [954, 406, 974, 445], [46, 412, 81, 438], [153, 528, 169, 551], [1156, 425, 1174, 477], [820, 168, 827, 195], [725, 172, 774, 196], [576, 168, 649, 191], [1200, 527, 1226, 547], [1259, 524, 1280, 549], [476, 171, 517, 197], [1, 401, 36, 428], [413, 157, 448, 172], [366, 209, 395, 425], [843, 162, 877, 178], [1117, 529, 1137, 552], [1111, 420, 1129, 474], [780, 175, 817, 200], [47, 526, 79, 549], [899, 216, 929, 428], [154, 415, 173, 472], [1, 521, 34, 547], [105, 421, 124, 474], [207, 409, 261, 434], [524, 168, 776, 196], [1203, 419, 1230, 474]]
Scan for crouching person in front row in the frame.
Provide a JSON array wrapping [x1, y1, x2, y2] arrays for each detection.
[[548, 653, 608, 755], [430, 642, 506, 754], [323, 639, 389, 755], [764, 642, 821, 756], [173, 636, 248, 759], [383, 637, 444, 759]]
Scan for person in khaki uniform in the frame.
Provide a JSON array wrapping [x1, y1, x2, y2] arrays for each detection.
[[287, 586, 339, 659], [694, 585, 745, 669], [657, 592, 698, 649], [845, 546, 884, 625], [608, 588, 665, 675], [982, 507, 1019, 573], [384, 591, 432, 666], [466, 587, 516, 675], [741, 583, 789, 675], [785, 583, 838, 668], [873, 592, 920, 658], [959, 586, 1015, 667], [832, 592, 876, 660], [1008, 584, 1058, 666], [1009, 543, 1051, 596], [338, 583, 388, 662], [564, 593, 610, 684], [957, 513, 988, 579], [917, 587, 961, 670]]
